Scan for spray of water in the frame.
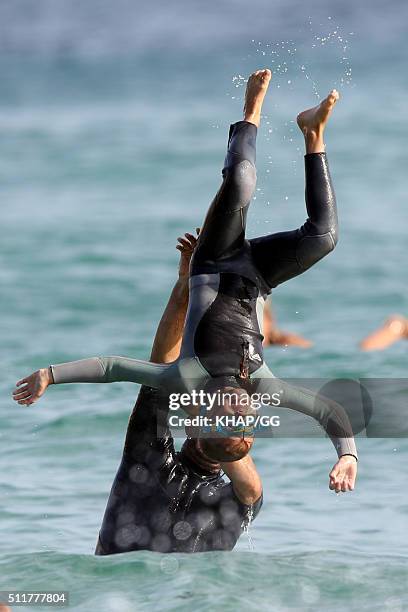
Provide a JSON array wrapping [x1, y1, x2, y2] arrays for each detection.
[[241, 503, 255, 551], [230, 16, 354, 101]]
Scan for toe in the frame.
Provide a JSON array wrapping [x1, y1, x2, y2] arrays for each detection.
[[328, 89, 339, 102]]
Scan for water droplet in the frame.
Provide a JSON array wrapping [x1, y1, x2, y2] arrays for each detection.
[[242, 505, 255, 551]]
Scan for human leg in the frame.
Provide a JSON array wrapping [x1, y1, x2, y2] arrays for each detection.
[[249, 90, 340, 288], [192, 70, 271, 266]]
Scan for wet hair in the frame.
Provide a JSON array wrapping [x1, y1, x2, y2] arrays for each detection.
[[179, 437, 221, 475], [197, 381, 255, 462], [199, 435, 253, 462]]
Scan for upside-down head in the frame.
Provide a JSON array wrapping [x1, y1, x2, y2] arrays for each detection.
[[197, 384, 255, 462]]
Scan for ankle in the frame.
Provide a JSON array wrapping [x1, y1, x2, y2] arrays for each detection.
[[304, 129, 325, 154], [243, 111, 260, 127]]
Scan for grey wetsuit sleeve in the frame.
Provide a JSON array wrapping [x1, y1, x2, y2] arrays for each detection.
[[50, 356, 168, 389], [255, 377, 358, 459]]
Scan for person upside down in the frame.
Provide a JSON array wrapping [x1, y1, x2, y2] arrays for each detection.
[[92, 233, 264, 554], [13, 70, 358, 519]]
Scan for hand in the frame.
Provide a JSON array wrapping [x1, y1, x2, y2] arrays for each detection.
[[329, 455, 357, 493], [12, 368, 53, 406], [176, 228, 200, 279]]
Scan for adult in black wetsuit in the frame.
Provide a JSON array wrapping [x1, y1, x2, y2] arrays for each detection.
[[14, 69, 358, 493], [95, 234, 263, 554]]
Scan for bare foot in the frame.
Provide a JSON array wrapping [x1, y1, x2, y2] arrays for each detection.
[[297, 89, 339, 153], [243, 69, 272, 127]]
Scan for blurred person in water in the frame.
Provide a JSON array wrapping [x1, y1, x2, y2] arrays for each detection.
[[262, 299, 312, 348], [359, 315, 408, 351]]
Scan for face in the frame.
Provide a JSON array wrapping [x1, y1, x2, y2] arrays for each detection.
[[213, 386, 256, 418], [199, 386, 256, 447]]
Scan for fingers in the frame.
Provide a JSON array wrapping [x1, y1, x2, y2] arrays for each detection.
[[12, 384, 34, 405], [13, 387, 31, 401], [13, 384, 28, 396], [13, 389, 31, 400], [14, 390, 35, 405], [18, 397, 34, 406], [12, 377, 35, 406], [177, 237, 192, 250], [184, 233, 197, 245], [185, 230, 199, 244], [348, 472, 356, 491], [13, 392, 34, 405], [176, 231, 199, 252], [329, 470, 355, 493], [329, 471, 339, 492]]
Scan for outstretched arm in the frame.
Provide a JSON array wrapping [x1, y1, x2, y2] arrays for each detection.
[[12, 349, 171, 408], [12, 231, 199, 406], [254, 376, 358, 493]]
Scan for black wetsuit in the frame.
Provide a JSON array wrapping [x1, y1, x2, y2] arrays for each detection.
[[95, 386, 262, 555], [187, 120, 338, 376]]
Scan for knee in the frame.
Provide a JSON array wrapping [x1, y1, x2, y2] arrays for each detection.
[[223, 160, 257, 204], [297, 229, 338, 270], [330, 222, 339, 248]]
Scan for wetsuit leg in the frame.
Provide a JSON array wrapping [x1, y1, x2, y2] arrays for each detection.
[[249, 152, 338, 288], [192, 121, 257, 265]]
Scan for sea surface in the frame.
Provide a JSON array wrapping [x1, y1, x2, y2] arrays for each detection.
[[1, 1, 407, 610]]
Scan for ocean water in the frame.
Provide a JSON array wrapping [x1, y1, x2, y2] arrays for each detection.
[[1, 1, 407, 610]]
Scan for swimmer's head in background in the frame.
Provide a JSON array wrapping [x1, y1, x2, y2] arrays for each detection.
[[198, 384, 256, 462]]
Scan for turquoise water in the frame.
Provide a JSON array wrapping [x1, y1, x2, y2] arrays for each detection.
[[1, 1, 407, 610]]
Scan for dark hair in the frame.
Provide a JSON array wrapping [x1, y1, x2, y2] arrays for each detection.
[[199, 435, 253, 462]]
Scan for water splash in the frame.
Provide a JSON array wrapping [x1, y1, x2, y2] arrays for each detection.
[[241, 504, 255, 551], [231, 17, 355, 103], [228, 17, 356, 217]]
